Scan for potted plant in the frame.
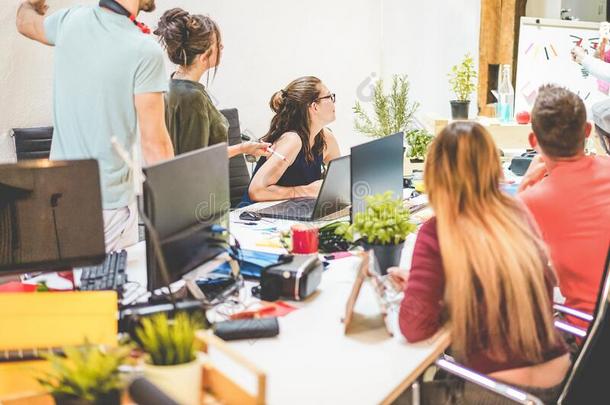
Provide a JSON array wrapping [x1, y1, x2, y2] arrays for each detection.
[[405, 128, 434, 163], [353, 74, 420, 138], [336, 192, 416, 275], [37, 344, 129, 405], [135, 312, 204, 405], [448, 53, 477, 119]]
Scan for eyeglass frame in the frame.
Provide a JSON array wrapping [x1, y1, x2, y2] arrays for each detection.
[[314, 93, 336, 103]]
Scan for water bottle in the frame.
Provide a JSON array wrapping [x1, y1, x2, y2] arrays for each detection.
[[497, 64, 514, 123]]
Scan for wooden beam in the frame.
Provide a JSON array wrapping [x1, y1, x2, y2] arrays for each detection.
[[478, 0, 528, 117]]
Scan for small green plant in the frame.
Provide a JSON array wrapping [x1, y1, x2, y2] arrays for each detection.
[[135, 312, 203, 366], [353, 74, 419, 138], [405, 129, 434, 161], [37, 344, 130, 402], [448, 53, 478, 101], [336, 192, 416, 246]]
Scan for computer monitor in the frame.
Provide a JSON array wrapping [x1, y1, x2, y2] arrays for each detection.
[[350, 132, 404, 217], [0, 159, 106, 275], [142, 143, 230, 291]]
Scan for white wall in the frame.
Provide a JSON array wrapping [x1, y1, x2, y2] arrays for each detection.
[[141, 0, 381, 153], [381, 0, 481, 119], [0, 0, 80, 163], [0, 0, 481, 161], [526, 0, 562, 19], [527, 0, 606, 21]]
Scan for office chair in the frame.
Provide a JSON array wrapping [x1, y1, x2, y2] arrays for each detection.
[[219, 108, 251, 209], [11, 126, 53, 161], [413, 246, 610, 405]]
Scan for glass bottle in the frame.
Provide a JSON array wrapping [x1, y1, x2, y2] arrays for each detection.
[[497, 64, 515, 123]]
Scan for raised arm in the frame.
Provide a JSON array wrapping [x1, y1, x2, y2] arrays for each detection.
[[135, 92, 175, 165], [16, 0, 51, 45], [248, 132, 320, 202]]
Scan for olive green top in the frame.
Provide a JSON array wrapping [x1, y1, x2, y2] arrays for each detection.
[[164, 77, 229, 155]]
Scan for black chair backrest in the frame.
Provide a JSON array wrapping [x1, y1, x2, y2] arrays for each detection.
[[12, 127, 53, 161], [220, 109, 251, 208], [558, 245, 610, 404]]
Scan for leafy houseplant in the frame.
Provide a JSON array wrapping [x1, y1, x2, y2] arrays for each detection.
[[353, 74, 419, 138], [405, 128, 434, 162], [448, 53, 477, 119], [37, 344, 129, 405], [136, 312, 204, 405], [336, 192, 416, 275]]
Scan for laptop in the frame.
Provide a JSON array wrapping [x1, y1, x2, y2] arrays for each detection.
[[253, 155, 351, 221]]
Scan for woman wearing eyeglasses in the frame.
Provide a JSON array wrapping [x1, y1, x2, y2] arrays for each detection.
[[246, 76, 341, 203], [155, 8, 270, 158]]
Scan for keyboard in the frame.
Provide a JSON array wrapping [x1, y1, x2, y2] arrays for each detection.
[[79, 250, 128, 294], [255, 198, 317, 220]]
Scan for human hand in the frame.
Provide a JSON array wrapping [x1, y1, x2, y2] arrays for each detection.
[[387, 266, 409, 291], [241, 141, 271, 158], [27, 0, 48, 15], [518, 154, 547, 193], [571, 46, 587, 65]]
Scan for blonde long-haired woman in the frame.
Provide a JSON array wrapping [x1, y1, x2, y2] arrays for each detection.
[[391, 122, 569, 404]]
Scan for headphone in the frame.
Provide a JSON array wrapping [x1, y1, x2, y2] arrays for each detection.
[[99, 0, 151, 34]]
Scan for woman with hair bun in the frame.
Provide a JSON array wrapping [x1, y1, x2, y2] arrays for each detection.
[[154, 8, 269, 157], [245, 76, 340, 203]]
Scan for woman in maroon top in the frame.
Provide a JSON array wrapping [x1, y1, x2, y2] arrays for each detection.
[[391, 122, 569, 404]]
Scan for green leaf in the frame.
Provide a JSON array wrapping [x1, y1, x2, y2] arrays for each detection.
[[353, 74, 419, 138], [343, 192, 416, 245], [448, 52, 478, 101], [134, 312, 203, 366], [37, 343, 130, 401]]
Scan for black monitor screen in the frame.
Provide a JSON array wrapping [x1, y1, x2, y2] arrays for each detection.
[[0, 159, 105, 275], [143, 143, 230, 291], [350, 132, 404, 218]]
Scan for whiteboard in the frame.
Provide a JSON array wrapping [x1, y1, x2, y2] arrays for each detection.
[[515, 17, 606, 114]]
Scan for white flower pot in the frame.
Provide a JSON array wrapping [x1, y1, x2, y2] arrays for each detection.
[[143, 359, 202, 405]]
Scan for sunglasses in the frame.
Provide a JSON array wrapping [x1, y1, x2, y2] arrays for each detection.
[[315, 93, 336, 103]]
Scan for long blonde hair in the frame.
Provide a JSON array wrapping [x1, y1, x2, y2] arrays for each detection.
[[425, 122, 557, 363]]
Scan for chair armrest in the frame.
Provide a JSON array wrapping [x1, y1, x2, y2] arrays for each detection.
[[554, 319, 587, 338], [553, 304, 594, 323], [434, 356, 545, 405]]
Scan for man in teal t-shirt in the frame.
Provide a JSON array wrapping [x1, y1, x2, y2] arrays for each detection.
[[16, 0, 175, 251]]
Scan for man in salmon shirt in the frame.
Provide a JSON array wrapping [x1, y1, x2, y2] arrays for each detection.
[[519, 84, 610, 329]]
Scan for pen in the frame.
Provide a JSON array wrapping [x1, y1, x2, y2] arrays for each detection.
[[240, 134, 287, 162], [266, 146, 287, 162]]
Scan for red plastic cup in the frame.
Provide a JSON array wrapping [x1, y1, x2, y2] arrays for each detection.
[[291, 224, 319, 254]]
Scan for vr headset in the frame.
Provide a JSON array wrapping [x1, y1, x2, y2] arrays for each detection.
[[256, 254, 323, 301]]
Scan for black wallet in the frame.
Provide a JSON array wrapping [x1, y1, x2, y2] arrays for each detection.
[[214, 317, 280, 341]]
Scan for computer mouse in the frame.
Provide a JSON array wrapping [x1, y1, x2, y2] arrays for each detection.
[[239, 211, 262, 221]]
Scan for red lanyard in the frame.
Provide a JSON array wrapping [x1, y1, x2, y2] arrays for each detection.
[[99, 0, 150, 34], [128, 14, 150, 34]]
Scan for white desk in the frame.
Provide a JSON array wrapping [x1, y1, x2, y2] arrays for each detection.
[[126, 206, 450, 405]]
